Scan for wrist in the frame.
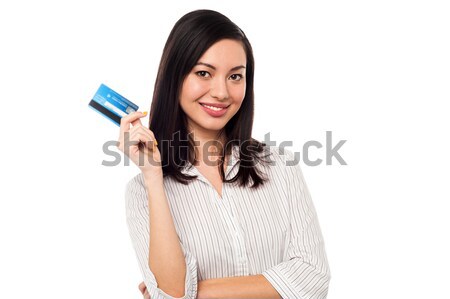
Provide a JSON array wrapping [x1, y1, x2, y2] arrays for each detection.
[[142, 169, 163, 186]]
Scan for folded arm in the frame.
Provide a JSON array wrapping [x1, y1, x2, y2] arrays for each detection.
[[197, 274, 281, 299]]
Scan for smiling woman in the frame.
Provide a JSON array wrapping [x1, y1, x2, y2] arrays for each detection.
[[118, 9, 330, 299], [180, 39, 247, 145], [145, 9, 268, 189]]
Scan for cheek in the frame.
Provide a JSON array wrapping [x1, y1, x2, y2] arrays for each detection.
[[230, 83, 246, 104], [182, 76, 208, 100]]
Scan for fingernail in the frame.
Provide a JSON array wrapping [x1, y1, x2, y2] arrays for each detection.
[[154, 140, 158, 146], [142, 111, 148, 116]]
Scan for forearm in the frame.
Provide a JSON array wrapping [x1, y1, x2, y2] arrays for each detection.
[[145, 173, 186, 298], [197, 274, 281, 299]]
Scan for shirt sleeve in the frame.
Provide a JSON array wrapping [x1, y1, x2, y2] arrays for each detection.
[[125, 175, 199, 299], [262, 149, 331, 299]]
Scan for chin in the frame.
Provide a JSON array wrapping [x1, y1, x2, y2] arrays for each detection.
[[205, 125, 226, 132], [200, 121, 227, 132]]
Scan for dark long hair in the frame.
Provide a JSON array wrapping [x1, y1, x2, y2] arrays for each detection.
[[149, 9, 270, 188]]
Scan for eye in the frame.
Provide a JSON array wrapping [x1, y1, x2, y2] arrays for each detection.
[[196, 71, 211, 78], [229, 74, 244, 81]]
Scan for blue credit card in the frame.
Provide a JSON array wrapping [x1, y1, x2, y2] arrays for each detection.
[[88, 83, 139, 126]]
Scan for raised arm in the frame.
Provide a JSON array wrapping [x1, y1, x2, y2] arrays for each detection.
[[126, 175, 198, 299], [119, 112, 198, 298]]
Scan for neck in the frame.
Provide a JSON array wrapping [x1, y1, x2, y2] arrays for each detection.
[[189, 130, 227, 166]]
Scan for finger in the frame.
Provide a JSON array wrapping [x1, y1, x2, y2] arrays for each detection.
[[119, 111, 147, 136], [147, 130, 157, 144], [134, 137, 157, 155], [129, 125, 152, 137], [129, 129, 157, 151], [144, 289, 150, 299], [131, 115, 145, 127], [138, 282, 146, 293], [129, 130, 155, 149], [129, 126, 158, 146]]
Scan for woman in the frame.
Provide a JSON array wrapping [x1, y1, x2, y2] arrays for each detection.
[[118, 9, 330, 299]]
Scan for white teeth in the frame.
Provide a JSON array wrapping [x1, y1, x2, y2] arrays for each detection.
[[202, 104, 225, 111]]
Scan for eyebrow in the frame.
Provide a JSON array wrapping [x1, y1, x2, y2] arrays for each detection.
[[195, 62, 246, 72]]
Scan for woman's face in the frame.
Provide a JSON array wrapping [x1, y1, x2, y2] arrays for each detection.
[[179, 39, 247, 140]]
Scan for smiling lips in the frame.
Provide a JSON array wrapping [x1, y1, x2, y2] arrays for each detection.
[[199, 102, 230, 117]]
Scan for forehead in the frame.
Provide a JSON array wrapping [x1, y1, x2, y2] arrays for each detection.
[[197, 39, 246, 67]]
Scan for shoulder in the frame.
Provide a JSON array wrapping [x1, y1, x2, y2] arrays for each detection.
[[124, 173, 148, 213], [261, 145, 304, 183], [262, 145, 299, 168]]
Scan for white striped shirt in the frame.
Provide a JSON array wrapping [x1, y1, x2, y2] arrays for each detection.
[[125, 145, 330, 299]]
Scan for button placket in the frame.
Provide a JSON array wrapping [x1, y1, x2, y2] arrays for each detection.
[[221, 189, 249, 275]]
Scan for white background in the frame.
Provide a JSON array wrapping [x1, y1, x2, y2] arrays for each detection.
[[1, 1, 449, 298]]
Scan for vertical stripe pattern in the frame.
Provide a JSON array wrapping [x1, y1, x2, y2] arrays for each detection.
[[125, 145, 330, 298]]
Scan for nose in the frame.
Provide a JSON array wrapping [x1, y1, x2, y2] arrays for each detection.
[[210, 77, 229, 100]]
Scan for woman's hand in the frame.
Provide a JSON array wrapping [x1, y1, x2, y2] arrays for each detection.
[[117, 111, 162, 178], [138, 281, 151, 299]]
